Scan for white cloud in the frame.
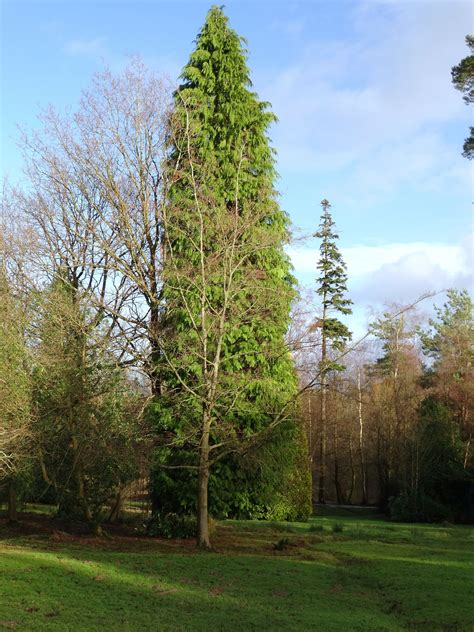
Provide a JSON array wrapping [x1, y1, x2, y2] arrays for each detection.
[[263, 1, 472, 201], [288, 238, 472, 302], [289, 236, 472, 337]]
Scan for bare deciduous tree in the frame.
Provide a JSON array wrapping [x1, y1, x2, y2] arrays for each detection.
[[19, 60, 173, 388]]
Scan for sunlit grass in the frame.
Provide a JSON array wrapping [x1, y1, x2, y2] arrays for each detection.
[[0, 508, 472, 631]]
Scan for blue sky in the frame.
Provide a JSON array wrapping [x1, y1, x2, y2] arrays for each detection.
[[1, 0, 472, 333]]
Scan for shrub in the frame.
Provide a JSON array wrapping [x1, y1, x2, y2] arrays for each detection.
[[147, 511, 197, 539], [331, 523, 344, 533], [388, 491, 452, 523]]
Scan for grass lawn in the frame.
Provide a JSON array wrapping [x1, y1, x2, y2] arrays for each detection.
[[0, 506, 472, 631]]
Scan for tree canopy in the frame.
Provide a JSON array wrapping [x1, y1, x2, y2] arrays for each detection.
[[451, 35, 474, 159]]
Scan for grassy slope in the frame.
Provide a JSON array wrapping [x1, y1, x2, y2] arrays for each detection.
[[0, 507, 472, 631]]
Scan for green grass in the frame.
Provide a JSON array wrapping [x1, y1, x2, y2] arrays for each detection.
[[0, 508, 472, 631]]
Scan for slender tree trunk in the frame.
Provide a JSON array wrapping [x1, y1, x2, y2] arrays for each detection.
[[464, 433, 472, 469], [376, 427, 386, 507], [318, 376, 327, 503], [149, 303, 162, 398], [70, 431, 94, 526], [318, 309, 327, 504], [308, 393, 313, 467], [108, 486, 124, 523], [38, 448, 53, 486], [7, 478, 18, 523], [357, 368, 368, 504], [414, 439, 419, 493], [197, 411, 211, 549], [347, 435, 355, 505], [333, 417, 343, 504]]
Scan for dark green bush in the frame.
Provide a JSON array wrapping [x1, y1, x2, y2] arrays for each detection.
[[388, 491, 452, 523], [147, 511, 197, 539]]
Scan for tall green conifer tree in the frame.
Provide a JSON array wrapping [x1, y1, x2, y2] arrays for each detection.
[[314, 200, 352, 503], [151, 6, 310, 546]]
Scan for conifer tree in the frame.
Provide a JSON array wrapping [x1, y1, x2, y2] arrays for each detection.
[[152, 6, 310, 547], [0, 266, 31, 521], [34, 274, 139, 534], [420, 289, 473, 468], [451, 35, 474, 159], [314, 199, 352, 503]]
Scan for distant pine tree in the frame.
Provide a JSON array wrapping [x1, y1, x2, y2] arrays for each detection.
[[314, 199, 352, 503]]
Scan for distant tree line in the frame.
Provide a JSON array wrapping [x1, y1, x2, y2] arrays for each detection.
[[299, 288, 473, 523]]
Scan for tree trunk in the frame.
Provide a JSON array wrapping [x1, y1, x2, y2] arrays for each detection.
[[318, 317, 327, 504], [357, 368, 368, 505], [108, 486, 124, 523], [197, 412, 211, 549], [347, 435, 355, 505], [8, 479, 18, 523], [318, 376, 327, 503], [464, 433, 472, 469], [334, 418, 344, 504], [148, 303, 162, 398], [71, 433, 94, 525], [307, 393, 313, 467]]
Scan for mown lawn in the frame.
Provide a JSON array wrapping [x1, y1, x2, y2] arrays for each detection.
[[0, 507, 472, 631]]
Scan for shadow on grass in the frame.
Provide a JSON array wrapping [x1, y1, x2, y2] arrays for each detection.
[[1, 526, 473, 632], [0, 545, 398, 632]]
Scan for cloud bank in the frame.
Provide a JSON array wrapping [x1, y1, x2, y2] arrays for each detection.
[[288, 237, 472, 305], [264, 1, 471, 205]]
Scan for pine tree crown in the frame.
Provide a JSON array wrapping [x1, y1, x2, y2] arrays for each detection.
[[314, 199, 353, 347]]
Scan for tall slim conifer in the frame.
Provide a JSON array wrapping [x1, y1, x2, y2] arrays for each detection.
[[151, 6, 310, 545], [314, 200, 352, 503]]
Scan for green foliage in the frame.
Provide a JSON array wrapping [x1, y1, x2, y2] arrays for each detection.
[[0, 267, 31, 479], [273, 423, 312, 521], [147, 511, 197, 539], [388, 491, 452, 523], [420, 289, 473, 463], [415, 397, 466, 492], [451, 35, 474, 158], [388, 396, 469, 523], [451, 35, 474, 103], [171, 6, 277, 202], [314, 199, 352, 363], [370, 311, 417, 376], [151, 6, 309, 521], [33, 275, 140, 526], [420, 288, 473, 371]]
